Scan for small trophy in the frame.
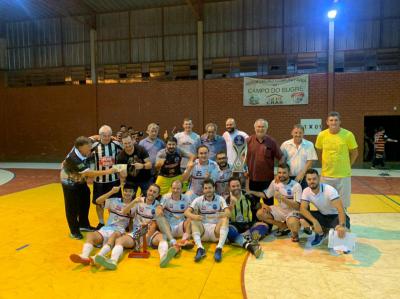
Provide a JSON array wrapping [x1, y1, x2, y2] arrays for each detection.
[[232, 135, 247, 172]]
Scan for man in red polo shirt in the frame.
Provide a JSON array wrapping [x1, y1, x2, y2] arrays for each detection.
[[246, 119, 283, 215]]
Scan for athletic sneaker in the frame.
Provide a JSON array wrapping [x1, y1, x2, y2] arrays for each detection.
[[194, 247, 206, 262], [214, 247, 223, 262], [79, 226, 96, 232], [311, 233, 326, 246], [178, 239, 195, 250], [69, 233, 83, 240], [69, 254, 91, 265], [275, 229, 290, 237], [95, 223, 104, 230], [95, 255, 117, 270], [160, 246, 178, 268], [246, 244, 262, 258]]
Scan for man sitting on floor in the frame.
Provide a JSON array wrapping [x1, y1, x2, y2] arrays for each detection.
[[69, 183, 134, 265]]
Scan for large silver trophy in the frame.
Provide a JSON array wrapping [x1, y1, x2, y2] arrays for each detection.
[[232, 135, 247, 172]]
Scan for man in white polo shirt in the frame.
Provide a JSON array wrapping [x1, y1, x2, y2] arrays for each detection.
[[300, 168, 350, 246], [280, 124, 317, 189]]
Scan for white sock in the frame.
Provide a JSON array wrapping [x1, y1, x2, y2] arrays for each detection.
[[193, 232, 203, 249], [182, 232, 189, 241], [217, 226, 229, 249], [158, 240, 168, 259], [98, 244, 111, 257], [111, 245, 123, 262], [81, 243, 93, 258]]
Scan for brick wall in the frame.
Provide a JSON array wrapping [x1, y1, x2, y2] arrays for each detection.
[[0, 71, 399, 163]]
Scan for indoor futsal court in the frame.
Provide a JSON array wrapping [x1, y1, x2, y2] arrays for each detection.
[[1, 0, 400, 299]]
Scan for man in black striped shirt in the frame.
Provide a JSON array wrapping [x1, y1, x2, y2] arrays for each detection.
[[91, 125, 122, 230]]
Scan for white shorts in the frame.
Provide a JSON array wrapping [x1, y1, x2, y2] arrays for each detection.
[[321, 176, 351, 208], [201, 223, 219, 242], [269, 206, 299, 222], [171, 222, 185, 238], [98, 226, 124, 245]]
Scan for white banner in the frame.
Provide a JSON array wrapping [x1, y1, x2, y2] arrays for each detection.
[[301, 119, 322, 136], [243, 75, 309, 106]]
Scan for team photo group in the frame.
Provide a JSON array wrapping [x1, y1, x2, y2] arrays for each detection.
[[61, 111, 357, 270]]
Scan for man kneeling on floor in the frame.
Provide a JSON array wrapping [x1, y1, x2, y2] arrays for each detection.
[[95, 184, 181, 270], [184, 178, 230, 262], [299, 168, 350, 246], [69, 183, 135, 265], [247, 164, 303, 242]]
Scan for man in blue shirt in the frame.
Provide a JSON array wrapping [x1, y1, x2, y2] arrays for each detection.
[[139, 123, 165, 182], [200, 123, 227, 161]]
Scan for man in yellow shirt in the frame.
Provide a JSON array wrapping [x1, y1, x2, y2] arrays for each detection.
[[315, 112, 358, 208]]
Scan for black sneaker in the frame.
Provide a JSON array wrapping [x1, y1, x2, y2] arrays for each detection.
[[69, 232, 83, 240], [95, 223, 104, 230], [303, 227, 312, 235], [79, 226, 96, 232]]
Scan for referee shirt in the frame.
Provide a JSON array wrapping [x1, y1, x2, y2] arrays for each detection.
[[91, 140, 122, 183]]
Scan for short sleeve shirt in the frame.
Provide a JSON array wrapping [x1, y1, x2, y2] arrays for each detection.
[[189, 195, 228, 224], [301, 183, 340, 215], [131, 198, 160, 228], [315, 128, 358, 178], [116, 145, 151, 182], [200, 134, 227, 161], [174, 131, 200, 168], [280, 138, 318, 177], [246, 135, 283, 182], [215, 166, 233, 197], [156, 148, 188, 177], [60, 147, 90, 184], [160, 193, 193, 226], [139, 137, 165, 169], [188, 159, 220, 196], [264, 179, 302, 213], [103, 197, 133, 232]]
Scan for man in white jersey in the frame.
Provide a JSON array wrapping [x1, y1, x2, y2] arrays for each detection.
[[69, 183, 135, 265], [300, 168, 350, 246], [247, 164, 302, 241], [182, 145, 220, 199], [174, 117, 201, 171], [95, 184, 179, 269], [280, 124, 318, 189], [222, 118, 249, 168], [184, 178, 230, 262], [215, 151, 233, 198], [155, 180, 194, 249]]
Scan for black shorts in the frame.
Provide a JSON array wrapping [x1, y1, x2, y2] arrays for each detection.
[[92, 180, 120, 204], [304, 211, 350, 229]]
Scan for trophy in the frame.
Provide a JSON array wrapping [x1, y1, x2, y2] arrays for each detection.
[[232, 135, 247, 172]]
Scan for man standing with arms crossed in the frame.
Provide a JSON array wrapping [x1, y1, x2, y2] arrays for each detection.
[[315, 112, 358, 208]]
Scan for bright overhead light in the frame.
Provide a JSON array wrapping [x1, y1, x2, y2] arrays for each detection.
[[327, 9, 337, 19]]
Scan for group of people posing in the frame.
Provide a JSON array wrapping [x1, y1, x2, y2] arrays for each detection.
[[61, 111, 358, 270]]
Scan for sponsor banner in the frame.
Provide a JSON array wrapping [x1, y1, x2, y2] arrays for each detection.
[[243, 75, 308, 106]]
